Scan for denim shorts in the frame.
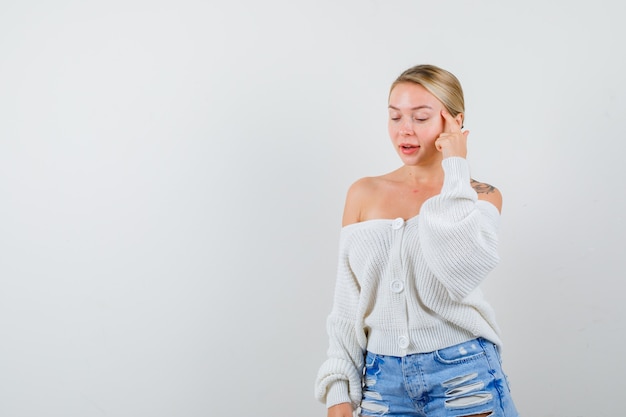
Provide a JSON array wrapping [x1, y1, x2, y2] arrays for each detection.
[[360, 338, 519, 417]]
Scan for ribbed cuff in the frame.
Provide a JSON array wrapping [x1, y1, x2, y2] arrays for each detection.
[[440, 157, 475, 199], [442, 156, 469, 179], [326, 381, 352, 409]]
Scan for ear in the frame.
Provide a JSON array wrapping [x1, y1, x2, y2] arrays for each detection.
[[456, 112, 464, 129]]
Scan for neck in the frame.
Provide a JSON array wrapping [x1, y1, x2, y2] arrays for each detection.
[[398, 160, 444, 186]]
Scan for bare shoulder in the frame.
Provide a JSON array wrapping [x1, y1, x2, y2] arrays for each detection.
[[470, 179, 503, 213], [342, 176, 381, 227]]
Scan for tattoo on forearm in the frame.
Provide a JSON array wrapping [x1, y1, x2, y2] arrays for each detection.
[[471, 179, 496, 194]]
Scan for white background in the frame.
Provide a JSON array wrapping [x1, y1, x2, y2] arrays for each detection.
[[1, 1, 624, 416]]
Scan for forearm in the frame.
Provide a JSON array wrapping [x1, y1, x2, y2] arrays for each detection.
[[328, 402, 354, 417], [418, 157, 500, 300]]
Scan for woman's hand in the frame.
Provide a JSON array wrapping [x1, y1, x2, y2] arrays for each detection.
[[435, 109, 468, 159], [328, 402, 354, 417]]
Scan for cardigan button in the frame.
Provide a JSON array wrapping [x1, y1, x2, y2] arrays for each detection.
[[392, 218, 404, 229], [398, 336, 410, 349], [390, 280, 404, 293]]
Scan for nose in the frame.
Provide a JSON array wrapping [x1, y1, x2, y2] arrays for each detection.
[[399, 119, 413, 135]]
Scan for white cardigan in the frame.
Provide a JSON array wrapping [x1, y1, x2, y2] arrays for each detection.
[[315, 157, 503, 409]]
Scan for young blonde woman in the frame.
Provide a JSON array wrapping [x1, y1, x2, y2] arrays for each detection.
[[315, 65, 519, 417]]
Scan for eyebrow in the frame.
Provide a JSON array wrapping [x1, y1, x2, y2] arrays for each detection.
[[388, 104, 433, 111]]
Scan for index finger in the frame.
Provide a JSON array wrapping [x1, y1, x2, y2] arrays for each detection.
[[441, 109, 462, 133]]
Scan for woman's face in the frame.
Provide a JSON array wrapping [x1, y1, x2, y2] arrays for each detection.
[[388, 82, 447, 166]]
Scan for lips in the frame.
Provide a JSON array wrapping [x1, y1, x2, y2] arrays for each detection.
[[400, 144, 419, 154]]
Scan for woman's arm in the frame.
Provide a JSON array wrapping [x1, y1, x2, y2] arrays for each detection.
[[472, 179, 503, 213], [418, 157, 501, 301], [315, 207, 366, 409], [327, 402, 354, 417]]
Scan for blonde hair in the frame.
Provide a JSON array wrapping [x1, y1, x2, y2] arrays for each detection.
[[390, 64, 465, 120]]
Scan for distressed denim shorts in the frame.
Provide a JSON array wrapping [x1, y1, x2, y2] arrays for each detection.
[[360, 338, 519, 417]]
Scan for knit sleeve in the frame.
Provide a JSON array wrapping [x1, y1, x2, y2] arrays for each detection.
[[418, 157, 500, 301], [314, 234, 365, 409]]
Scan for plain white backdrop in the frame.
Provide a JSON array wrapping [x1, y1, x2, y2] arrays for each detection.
[[1, 1, 625, 416]]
